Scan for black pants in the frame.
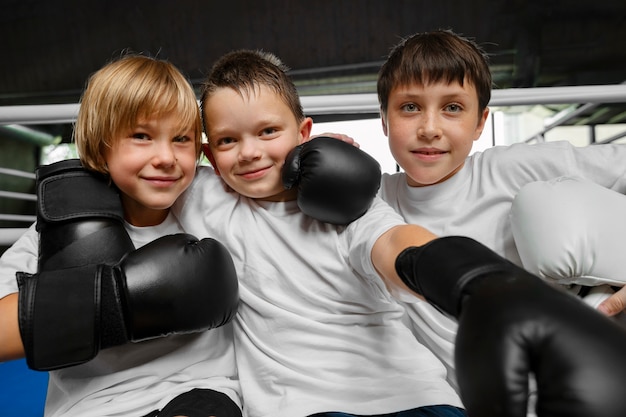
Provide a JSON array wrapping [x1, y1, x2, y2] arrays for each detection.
[[143, 389, 242, 417], [309, 405, 467, 417]]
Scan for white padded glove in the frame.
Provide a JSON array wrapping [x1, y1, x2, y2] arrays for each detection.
[[511, 176, 626, 288]]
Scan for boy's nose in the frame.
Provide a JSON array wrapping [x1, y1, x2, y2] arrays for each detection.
[[153, 142, 177, 167], [238, 139, 262, 161], [418, 113, 443, 140]]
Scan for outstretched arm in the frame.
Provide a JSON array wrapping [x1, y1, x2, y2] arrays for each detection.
[[394, 236, 626, 417], [370, 224, 437, 300]]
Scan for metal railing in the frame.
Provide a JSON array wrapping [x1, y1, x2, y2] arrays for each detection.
[[3, 84, 626, 125]]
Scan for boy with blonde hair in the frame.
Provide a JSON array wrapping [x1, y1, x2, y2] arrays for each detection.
[[0, 54, 241, 417]]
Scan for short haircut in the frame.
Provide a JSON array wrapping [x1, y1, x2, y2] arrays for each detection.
[[377, 29, 492, 115], [74, 54, 202, 174], [200, 49, 304, 135]]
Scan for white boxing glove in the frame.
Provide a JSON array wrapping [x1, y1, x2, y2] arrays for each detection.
[[511, 176, 626, 288]]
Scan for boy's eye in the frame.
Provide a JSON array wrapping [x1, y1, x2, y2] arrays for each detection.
[[215, 137, 235, 147], [174, 135, 191, 143], [401, 103, 418, 112], [445, 103, 463, 113], [261, 127, 277, 136], [132, 133, 150, 140]]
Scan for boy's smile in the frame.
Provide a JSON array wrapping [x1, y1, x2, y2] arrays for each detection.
[[412, 147, 448, 162], [237, 165, 272, 180], [383, 80, 489, 187], [203, 84, 312, 201]]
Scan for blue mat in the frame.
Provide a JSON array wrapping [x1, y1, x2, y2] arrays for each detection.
[[0, 358, 48, 416]]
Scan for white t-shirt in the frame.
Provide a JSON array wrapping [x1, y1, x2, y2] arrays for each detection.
[[174, 166, 463, 417], [0, 214, 241, 417], [379, 140, 626, 389]]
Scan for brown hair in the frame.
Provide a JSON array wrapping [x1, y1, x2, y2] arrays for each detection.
[[378, 29, 492, 116], [199, 49, 305, 135], [74, 54, 202, 174]]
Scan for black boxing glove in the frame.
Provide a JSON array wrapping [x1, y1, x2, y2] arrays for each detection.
[[33, 158, 134, 269], [100, 233, 238, 345], [395, 236, 626, 417], [17, 159, 135, 370], [282, 136, 381, 225], [17, 160, 239, 371], [19, 233, 238, 371]]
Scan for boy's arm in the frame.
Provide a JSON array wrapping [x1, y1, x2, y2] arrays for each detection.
[[370, 224, 437, 299], [0, 293, 25, 360], [393, 236, 626, 417], [0, 224, 38, 363], [20, 160, 239, 371]]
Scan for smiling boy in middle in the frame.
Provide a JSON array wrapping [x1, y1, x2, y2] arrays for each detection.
[[173, 49, 467, 417]]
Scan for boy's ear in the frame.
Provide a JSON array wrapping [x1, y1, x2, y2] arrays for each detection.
[[473, 107, 490, 141], [298, 117, 314, 144], [202, 143, 221, 176], [381, 109, 389, 136]]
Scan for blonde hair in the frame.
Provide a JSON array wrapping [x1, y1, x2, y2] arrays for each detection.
[[74, 54, 202, 174]]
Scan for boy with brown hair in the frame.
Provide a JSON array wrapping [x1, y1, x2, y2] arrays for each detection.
[[176, 47, 626, 417], [376, 28, 626, 388], [174, 48, 467, 417]]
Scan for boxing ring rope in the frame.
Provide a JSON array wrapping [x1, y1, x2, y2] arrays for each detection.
[[2, 83, 626, 245]]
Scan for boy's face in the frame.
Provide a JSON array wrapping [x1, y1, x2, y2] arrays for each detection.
[[382, 79, 489, 187], [105, 111, 197, 226], [203, 85, 312, 201]]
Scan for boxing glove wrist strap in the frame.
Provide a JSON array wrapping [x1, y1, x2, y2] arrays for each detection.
[[37, 159, 124, 226]]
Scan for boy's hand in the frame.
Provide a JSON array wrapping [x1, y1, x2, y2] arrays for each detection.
[[598, 286, 626, 316]]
